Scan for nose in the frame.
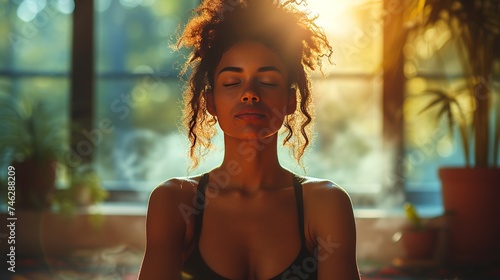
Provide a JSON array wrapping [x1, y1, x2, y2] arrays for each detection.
[[240, 86, 260, 103]]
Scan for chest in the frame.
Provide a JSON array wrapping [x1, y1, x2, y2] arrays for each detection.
[[190, 190, 309, 279]]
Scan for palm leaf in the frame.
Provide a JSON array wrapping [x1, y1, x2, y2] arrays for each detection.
[[411, 0, 500, 167], [417, 90, 451, 114]]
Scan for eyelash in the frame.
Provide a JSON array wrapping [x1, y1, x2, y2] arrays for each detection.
[[222, 81, 277, 87], [260, 82, 277, 87], [223, 82, 240, 87]]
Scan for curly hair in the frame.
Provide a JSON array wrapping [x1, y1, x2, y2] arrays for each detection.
[[175, 0, 332, 169]]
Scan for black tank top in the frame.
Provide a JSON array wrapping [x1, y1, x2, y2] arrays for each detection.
[[182, 173, 318, 279]]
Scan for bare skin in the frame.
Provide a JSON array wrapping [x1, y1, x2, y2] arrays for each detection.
[[138, 41, 360, 280]]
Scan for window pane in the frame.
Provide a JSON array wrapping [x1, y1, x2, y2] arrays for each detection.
[[96, 0, 198, 74], [0, 0, 72, 72], [95, 78, 187, 189], [303, 76, 383, 193], [403, 23, 464, 76]]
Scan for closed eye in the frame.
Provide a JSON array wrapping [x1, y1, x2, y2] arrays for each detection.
[[223, 82, 241, 87], [260, 82, 277, 87]]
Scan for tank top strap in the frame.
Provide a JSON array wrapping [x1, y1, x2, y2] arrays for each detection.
[[292, 174, 307, 245], [194, 172, 209, 241]]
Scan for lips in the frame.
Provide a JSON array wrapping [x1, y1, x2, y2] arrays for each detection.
[[235, 108, 267, 121]]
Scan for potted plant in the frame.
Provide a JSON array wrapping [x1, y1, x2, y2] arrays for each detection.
[[0, 88, 68, 210], [405, 0, 500, 265], [53, 165, 108, 214], [397, 203, 439, 260]]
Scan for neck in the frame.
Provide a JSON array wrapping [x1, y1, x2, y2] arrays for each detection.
[[211, 134, 291, 193]]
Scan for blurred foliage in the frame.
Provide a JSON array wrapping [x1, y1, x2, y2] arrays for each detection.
[[404, 202, 423, 229], [54, 164, 108, 214], [0, 82, 68, 165], [405, 0, 500, 167]]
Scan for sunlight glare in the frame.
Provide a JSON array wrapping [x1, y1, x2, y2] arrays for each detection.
[[299, 0, 365, 37], [95, 0, 112, 13], [295, 0, 382, 73], [17, 0, 46, 22], [56, 0, 75, 15]]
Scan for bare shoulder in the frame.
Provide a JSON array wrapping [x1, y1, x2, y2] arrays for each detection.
[[150, 175, 200, 198], [299, 176, 355, 240], [146, 175, 200, 227], [146, 175, 204, 229], [138, 175, 203, 279], [300, 175, 352, 206]]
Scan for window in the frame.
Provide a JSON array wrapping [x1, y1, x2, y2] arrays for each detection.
[[1, 0, 459, 210]]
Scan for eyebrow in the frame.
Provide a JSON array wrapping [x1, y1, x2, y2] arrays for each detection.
[[218, 66, 283, 75]]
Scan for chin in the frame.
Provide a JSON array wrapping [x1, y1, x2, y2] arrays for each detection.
[[230, 131, 278, 142], [221, 125, 279, 142]]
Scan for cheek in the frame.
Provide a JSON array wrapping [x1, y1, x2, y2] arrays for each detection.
[[214, 97, 233, 112], [212, 96, 237, 120], [269, 97, 291, 116]]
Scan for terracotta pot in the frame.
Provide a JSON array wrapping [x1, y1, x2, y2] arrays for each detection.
[[401, 227, 439, 259], [439, 167, 500, 265], [12, 158, 57, 210]]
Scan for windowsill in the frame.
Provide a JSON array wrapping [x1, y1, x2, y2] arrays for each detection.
[[80, 203, 445, 218], [354, 205, 444, 218], [82, 202, 147, 216], [91, 201, 445, 219], [0, 201, 444, 218]]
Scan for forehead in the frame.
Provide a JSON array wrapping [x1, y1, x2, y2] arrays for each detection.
[[215, 41, 287, 75]]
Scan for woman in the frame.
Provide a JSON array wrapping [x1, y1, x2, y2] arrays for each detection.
[[139, 0, 360, 279]]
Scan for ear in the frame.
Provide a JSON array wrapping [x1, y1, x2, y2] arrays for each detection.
[[205, 90, 217, 116], [286, 88, 297, 115]]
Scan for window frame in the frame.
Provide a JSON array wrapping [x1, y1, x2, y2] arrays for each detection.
[[66, 0, 411, 208]]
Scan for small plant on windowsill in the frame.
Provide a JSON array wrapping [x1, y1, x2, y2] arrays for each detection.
[[53, 165, 108, 214], [398, 203, 438, 260]]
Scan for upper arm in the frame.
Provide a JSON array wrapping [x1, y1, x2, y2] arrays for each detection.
[[309, 182, 360, 280], [138, 180, 187, 280]]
